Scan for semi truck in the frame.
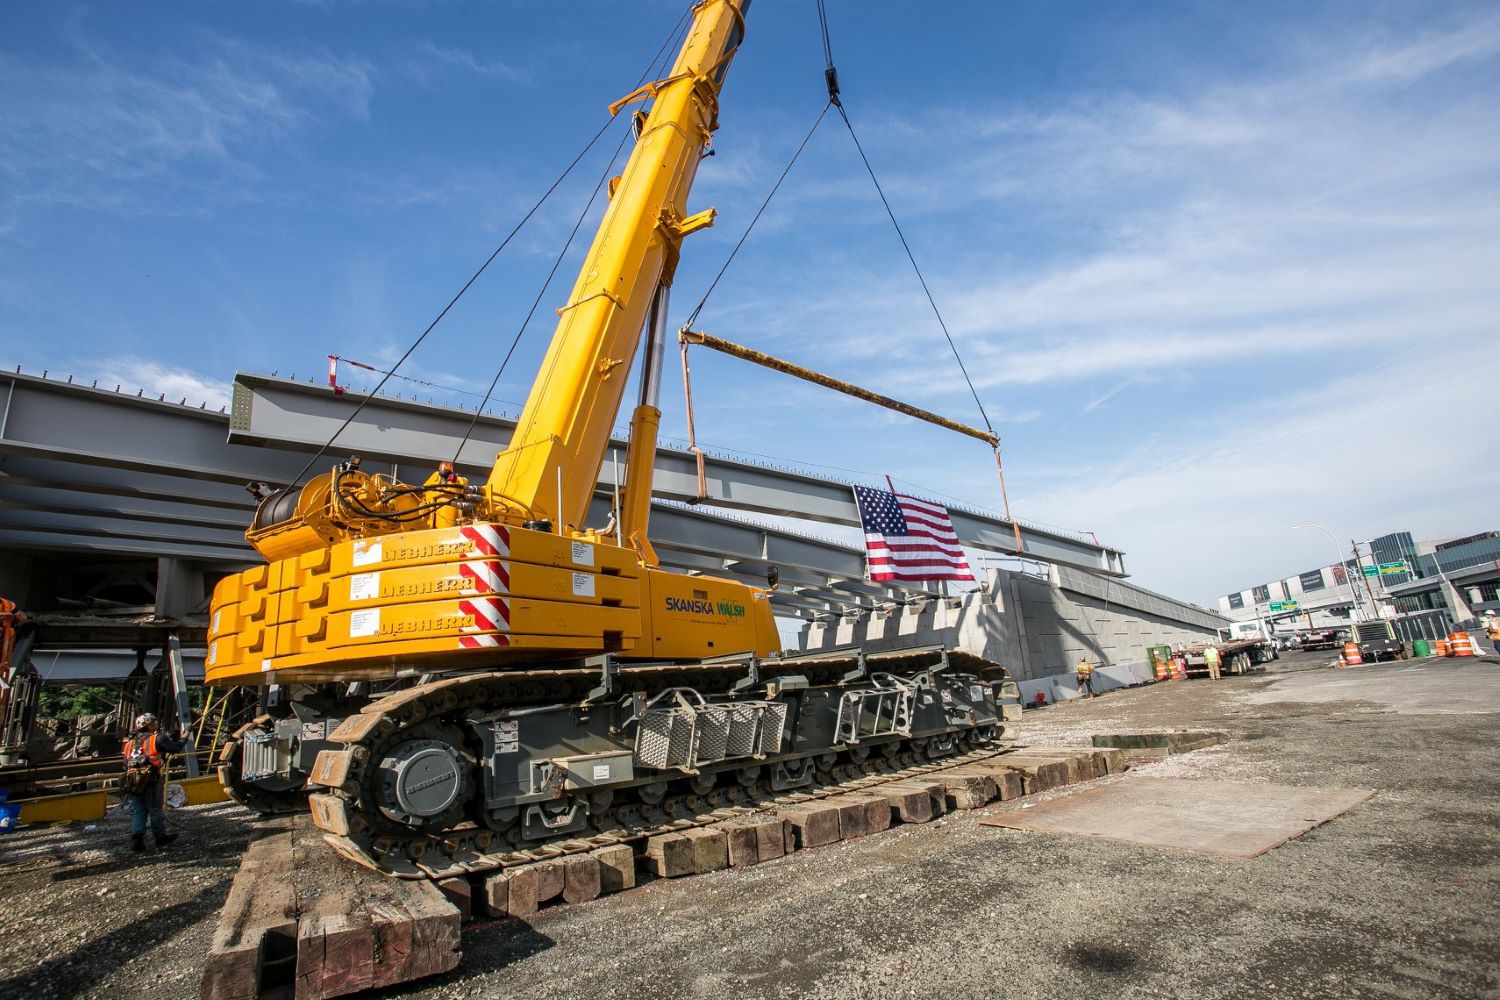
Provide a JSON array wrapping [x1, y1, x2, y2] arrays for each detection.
[[1181, 636, 1277, 678]]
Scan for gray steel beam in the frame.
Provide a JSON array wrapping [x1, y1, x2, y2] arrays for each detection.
[[226, 373, 1126, 575], [0, 371, 1131, 629], [0, 491, 252, 533], [0, 526, 252, 564]]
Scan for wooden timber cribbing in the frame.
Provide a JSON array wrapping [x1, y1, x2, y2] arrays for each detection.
[[473, 744, 1126, 917], [201, 816, 460, 1000], [202, 744, 1122, 998]]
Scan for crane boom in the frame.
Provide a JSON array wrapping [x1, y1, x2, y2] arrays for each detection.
[[488, 0, 748, 536], [211, 0, 773, 686]]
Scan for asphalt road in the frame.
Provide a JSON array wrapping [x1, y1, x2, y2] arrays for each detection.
[[2, 650, 1497, 999]]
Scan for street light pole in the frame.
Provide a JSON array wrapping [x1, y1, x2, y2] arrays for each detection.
[[1294, 523, 1366, 622], [1352, 539, 1381, 618]]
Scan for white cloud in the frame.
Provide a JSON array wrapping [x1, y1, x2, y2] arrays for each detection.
[[0, 33, 374, 221], [405, 41, 530, 85], [1018, 343, 1500, 603], [87, 357, 233, 409], [708, 9, 1500, 405]]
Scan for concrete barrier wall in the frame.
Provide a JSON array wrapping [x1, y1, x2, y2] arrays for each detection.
[[799, 567, 1226, 703]]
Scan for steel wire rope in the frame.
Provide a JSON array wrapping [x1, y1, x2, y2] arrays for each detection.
[[680, 100, 832, 331], [448, 124, 639, 470], [284, 6, 695, 492], [815, 0, 1026, 553], [829, 105, 995, 439], [447, 7, 697, 479]]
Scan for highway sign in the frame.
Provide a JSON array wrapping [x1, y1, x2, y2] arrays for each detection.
[[1269, 600, 1300, 611], [1378, 561, 1408, 575]]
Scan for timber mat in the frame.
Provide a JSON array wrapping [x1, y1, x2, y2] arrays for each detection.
[[979, 777, 1374, 859]]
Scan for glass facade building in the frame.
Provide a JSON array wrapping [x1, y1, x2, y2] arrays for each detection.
[[1221, 528, 1500, 621]]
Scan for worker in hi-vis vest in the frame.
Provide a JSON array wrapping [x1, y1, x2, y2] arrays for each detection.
[[1075, 658, 1097, 699], [1203, 645, 1222, 681], [121, 713, 186, 852]]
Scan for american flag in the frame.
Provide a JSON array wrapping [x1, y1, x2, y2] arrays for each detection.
[[853, 483, 975, 583]]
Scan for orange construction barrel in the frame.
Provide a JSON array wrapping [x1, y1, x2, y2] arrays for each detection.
[[1449, 631, 1476, 657], [1342, 641, 1363, 666], [1435, 639, 1451, 657]]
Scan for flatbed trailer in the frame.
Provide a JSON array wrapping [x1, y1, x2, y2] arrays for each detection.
[[1179, 638, 1275, 678]]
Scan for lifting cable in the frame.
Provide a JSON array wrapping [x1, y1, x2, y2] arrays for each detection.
[[708, 3, 1026, 554], [286, 6, 696, 493], [681, 100, 833, 331], [450, 7, 701, 474], [449, 123, 637, 473]]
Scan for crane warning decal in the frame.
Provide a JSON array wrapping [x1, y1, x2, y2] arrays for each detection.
[[349, 608, 381, 638], [459, 633, 510, 650], [459, 597, 511, 633], [460, 524, 510, 559], [459, 560, 511, 595], [349, 573, 379, 601]]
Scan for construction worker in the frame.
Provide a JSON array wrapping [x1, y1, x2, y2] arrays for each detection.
[[1203, 644, 1222, 681], [121, 713, 185, 852], [1075, 657, 1097, 699]]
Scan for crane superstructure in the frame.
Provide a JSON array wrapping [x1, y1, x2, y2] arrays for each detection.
[[207, 0, 1020, 873]]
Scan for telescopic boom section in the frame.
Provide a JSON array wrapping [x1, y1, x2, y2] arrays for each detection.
[[485, 0, 749, 533]]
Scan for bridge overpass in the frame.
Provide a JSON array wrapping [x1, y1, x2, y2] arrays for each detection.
[[0, 369, 1124, 630], [0, 368, 1223, 716]]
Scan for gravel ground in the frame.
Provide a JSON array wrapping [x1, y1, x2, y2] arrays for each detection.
[[2, 650, 1497, 999]]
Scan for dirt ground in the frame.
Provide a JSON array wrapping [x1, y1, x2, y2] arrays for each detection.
[[2, 650, 1498, 999]]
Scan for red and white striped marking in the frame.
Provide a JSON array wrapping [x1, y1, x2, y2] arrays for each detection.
[[459, 596, 511, 634], [460, 524, 510, 558], [459, 560, 510, 595], [458, 634, 510, 649]]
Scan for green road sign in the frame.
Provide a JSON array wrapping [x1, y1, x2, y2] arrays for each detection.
[[1269, 600, 1300, 611], [1362, 565, 1379, 577], [1378, 561, 1408, 575]]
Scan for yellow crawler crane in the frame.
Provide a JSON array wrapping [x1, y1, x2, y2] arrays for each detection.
[[209, 0, 1020, 872]]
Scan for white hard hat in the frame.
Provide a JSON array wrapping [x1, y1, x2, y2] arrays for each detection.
[[134, 713, 158, 729]]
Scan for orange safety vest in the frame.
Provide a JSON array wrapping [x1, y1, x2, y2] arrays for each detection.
[[122, 732, 164, 769]]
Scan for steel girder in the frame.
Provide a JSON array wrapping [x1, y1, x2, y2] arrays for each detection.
[[0, 370, 1128, 623], [225, 373, 1127, 576]]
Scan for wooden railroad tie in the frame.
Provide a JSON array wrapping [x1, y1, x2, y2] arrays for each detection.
[[202, 745, 1120, 998]]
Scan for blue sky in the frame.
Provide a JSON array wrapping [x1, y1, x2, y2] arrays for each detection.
[[2, 1, 1497, 604]]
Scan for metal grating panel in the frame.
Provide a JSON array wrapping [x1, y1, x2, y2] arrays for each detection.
[[635, 694, 790, 771], [240, 730, 283, 781], [724, 705, 760, 757], [758, 702, 788, 755], [693, 707, 731, 763]]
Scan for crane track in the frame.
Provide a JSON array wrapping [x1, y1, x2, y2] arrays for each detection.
[[216, 718, 310, 816], [318, 739, 1013, 880], [301, 668, 1014, 880]]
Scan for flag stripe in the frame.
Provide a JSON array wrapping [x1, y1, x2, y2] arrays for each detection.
[[853, 482, 974, 584]]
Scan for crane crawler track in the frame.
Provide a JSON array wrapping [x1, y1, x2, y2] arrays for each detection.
[[317, 738, 1013, 880], [303, 651, 1016, 879]]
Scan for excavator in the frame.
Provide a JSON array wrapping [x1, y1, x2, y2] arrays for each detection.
[[206, 0, 1021, 876]]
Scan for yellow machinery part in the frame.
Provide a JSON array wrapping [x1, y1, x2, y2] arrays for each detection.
[[207, 520, 777, 685], [18, 789, 108, 824]]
